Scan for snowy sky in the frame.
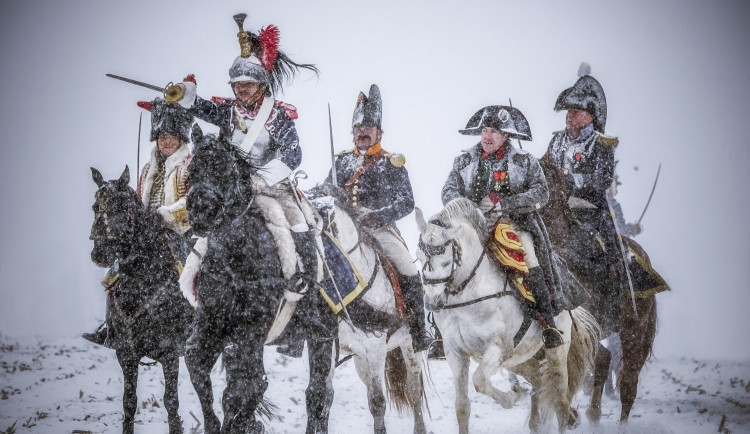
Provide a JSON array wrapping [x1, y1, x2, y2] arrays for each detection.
[[0, 0, 748, 360]]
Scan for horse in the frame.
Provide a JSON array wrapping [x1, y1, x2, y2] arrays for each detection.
[[305, 187, 428, 434], [184, 128, 336, 434], [89, 166, 194, 434], [539, 162, 660, 423], [416, 198, 600, 434]]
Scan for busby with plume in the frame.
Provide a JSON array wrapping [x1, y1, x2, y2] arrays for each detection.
[[459, 105, 532, 141], [352, 84, 382, 130], [137, 98, 193, 143], [555, 62, 608, 133], [228, 13, 318, 96]]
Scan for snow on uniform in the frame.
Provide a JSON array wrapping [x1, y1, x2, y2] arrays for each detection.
[[137, 144, 192, 237]]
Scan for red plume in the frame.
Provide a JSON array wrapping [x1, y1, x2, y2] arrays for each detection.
[[183, 74, 197, 85], [137, 101, 152, 112], [259, 25, 279, 71]]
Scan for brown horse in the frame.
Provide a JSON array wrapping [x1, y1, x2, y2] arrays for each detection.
[[539, 159, 661, 423]]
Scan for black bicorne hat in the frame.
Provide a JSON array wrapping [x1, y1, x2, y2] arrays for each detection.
[[459, 105, 532, 140], [139, 98, 193, 143], [352, 84, 382, 129], [555, 62, 607, 133]]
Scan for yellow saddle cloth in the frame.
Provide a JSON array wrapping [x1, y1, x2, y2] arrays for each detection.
[[488, 221, 535, 303]]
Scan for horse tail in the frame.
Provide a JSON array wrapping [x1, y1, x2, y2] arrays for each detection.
[[384, 347, 422, 415], [567, 307, 602, 398]]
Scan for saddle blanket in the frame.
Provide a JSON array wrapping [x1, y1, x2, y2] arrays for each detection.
[[625, 239, 670, 298], [488, 221, 535, 303], [314, 197, 368, 314]]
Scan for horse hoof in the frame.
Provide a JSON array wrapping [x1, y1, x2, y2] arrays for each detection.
[[567, 408, 581, 429], [586, 406, 601, 425]]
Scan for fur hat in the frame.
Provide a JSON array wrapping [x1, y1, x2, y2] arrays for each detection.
[[352, 84, 382, 130], [554, 62, 607, 133], [459, 105, 532, 140], [137, 98, 193, 143]]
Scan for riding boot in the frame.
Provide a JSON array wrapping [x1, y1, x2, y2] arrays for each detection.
[[82, 322, 108, 346], [291, 229, 319, 295], [401, 274, 434, 352], [278, 229, 318, 358], [526, 267, 563, 349]]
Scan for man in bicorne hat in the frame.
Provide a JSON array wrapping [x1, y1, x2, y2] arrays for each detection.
[[83, 99, 194, 346], [442, 105, 577, 350], [169, 15, 321, 307], [327, 84, 434, 352], [539, 63, 625, 335]]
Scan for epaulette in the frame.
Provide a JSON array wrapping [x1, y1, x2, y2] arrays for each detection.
[[596, 133, 619, 148], [385, 152, 406, 167]]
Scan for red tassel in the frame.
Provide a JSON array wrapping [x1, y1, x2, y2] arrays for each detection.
[[137, 101, 152, 111], [259, 25, 279, 71], [183, 74, 197, 85]]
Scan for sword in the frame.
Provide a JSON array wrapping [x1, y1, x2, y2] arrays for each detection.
[[636, 163, 661, 225], [106, 73, 186, 102], [607, 192, 638, 317], [328, 103, 337, 186]]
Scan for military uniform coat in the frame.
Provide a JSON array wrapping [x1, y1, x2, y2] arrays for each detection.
[[138, 144, 192, 236], [189, 95, 301, 169]]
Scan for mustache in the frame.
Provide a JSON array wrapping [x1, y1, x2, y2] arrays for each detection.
[[356, 134, 372, 141]]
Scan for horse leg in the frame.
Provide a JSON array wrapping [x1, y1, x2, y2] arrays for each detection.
[[185, 325, 223, 434], [353, 344, 388, 434], [618, 297, 656, 422], [586, 342, 611, 425], [161, 356, 183, 434], [305, 338, 336, 434], [399, 344, 427, 434], [116, 351, 139, 434], [446, 352, 471, 434], [222, 326, 268, 434], [471, 345, 523, 409]]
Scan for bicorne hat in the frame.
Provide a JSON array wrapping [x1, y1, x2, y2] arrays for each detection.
[[554, 62, 607, 133], [352, 84, 382, 130], [459, 105, 532, 140]]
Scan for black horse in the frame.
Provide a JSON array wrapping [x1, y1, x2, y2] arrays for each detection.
[[184, 127, 337, 434], [89, 166, 193, 434]]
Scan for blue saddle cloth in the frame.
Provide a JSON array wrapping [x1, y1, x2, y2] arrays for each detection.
[[313, 197, 368, 314]]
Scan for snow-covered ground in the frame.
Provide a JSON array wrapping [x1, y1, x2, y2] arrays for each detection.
[[0, 335, 748, 434]]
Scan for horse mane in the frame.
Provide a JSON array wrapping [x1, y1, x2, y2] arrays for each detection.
[[432, 197, 486, 236]]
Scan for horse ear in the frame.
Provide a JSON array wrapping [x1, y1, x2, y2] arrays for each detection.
[[191, 123, 204, 145], [415, 207, 427, 232], [119, 166, 130, 185], [91, 167, 104, 187]]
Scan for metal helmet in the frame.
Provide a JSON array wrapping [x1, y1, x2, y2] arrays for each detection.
[[138, 98, 193, 143], [352, 84, 382, 130], [555, 62, 607, 133], [458, 105, 532, 140]]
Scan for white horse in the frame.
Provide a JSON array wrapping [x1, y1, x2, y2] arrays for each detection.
[[416, 198, 599, 434], [314, 196, 428, 434]]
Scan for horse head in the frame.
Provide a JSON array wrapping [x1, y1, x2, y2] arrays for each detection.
[[89, 166, 143, 267], [187, 125, 248, 236], [416, 198, 487, 311]]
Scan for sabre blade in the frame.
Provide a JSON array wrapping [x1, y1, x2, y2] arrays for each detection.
[[106, 73, 165, 93]]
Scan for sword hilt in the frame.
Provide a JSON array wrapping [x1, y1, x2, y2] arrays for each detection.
[[164, 81, 185, 103]]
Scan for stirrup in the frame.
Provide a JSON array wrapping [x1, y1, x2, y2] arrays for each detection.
[[542, 327, 563, 349], [411, 332, 435, 353], [427, 339, 445, 360]]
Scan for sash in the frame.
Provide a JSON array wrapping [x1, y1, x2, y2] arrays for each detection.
[[343, 150, 385, 190], [239, 97, 275, 155]]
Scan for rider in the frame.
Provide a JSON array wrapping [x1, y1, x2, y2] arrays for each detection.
[[326, 84, 434, 353], [168, 15, 320, 301], [442, 105, 567, 350], [82, 98, 194, 346], [538, 62, 625, 335]]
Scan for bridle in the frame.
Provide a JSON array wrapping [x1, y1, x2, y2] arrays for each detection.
[[419, 234, 486, 297]]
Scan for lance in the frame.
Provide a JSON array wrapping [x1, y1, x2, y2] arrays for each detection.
[[637, 163, 661, 225], [106, 73, 186, 103], [328, 103, 337, 186]]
